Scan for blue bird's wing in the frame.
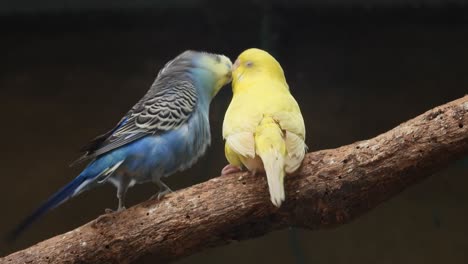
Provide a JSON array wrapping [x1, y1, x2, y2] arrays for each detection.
[[72, 74, 198, 165]]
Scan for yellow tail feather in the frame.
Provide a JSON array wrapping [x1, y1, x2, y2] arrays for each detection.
[[255, 117, 287, 207], [260, 150, 285, 207]]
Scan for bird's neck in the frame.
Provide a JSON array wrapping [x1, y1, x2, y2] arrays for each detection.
[[233, 74, 288, 95], [190, 69, 218, 105]]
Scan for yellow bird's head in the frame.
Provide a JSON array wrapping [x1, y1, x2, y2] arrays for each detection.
[[231, 48, 287, 89]]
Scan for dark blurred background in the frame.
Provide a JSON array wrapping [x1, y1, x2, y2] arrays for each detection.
[[1, 0, 468, 263]]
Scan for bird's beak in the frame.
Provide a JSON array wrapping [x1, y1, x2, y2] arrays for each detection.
[[232, 59, 240, 72]]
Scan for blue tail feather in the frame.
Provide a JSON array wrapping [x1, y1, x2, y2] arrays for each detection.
[[6, 174, 88, 241]]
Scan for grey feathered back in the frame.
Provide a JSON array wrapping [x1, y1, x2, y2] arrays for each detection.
[[73, 50, 205, 164]]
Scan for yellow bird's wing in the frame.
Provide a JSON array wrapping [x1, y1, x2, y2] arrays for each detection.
[[271, 94, 308, 174], [225, 131, 256, 159], [283, 131, 307, 173]]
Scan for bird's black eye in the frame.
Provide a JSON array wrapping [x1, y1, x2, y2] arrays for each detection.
[[245, 61, 253, 67]]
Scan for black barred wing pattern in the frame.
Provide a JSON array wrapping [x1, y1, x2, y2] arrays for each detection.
[[73, 74, 198, 163], [117, 79, 197, 134]]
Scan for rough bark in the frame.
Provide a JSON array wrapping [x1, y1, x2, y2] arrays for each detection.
[[2, 96, 468, 264]]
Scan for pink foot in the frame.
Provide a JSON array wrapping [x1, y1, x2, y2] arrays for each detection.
[[221, 164, 242, 175]]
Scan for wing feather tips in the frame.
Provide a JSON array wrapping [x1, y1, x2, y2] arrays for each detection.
[[284, 131, 307, 174], [225, 132, 256, 158]]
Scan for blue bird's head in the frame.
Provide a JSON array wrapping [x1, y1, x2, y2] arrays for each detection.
[[167, 50, 233, 99], [194, 52, 233, 97]]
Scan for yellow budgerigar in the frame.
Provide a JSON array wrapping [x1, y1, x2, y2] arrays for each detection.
[[222, 48, 307, 207]]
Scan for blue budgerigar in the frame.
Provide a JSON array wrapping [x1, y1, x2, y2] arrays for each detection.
[[10, 50, 232, 239]]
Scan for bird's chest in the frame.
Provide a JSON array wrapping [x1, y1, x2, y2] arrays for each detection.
[[157, 109, 211, 175]]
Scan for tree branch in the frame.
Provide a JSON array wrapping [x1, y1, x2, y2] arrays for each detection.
[[2, 96, 468, 264]]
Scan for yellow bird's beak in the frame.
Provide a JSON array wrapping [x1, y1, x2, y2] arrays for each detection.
[[232, 59, 240, 72]]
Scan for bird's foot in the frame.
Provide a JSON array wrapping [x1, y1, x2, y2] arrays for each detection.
[[157, 189, 172, 200], [221, 164, 242, 175], [150, 188, 173, 201], [104, 206, 126, 214]]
